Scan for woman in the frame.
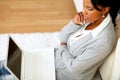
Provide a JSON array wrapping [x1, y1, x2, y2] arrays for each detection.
[[55, 0, 119, 80]]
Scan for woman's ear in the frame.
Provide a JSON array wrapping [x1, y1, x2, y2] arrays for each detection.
[[102, 7, 110, 15]]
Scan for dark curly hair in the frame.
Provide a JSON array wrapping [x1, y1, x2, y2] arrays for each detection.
[[91, 0, 120, 26]]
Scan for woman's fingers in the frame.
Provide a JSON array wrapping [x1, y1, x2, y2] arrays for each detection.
[[73, 14, 80, 24], [78, 12, 84, 24], [73, 12, 84, 25]]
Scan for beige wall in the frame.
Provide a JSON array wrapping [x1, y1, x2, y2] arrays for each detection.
[[0, 0, 76, 33]]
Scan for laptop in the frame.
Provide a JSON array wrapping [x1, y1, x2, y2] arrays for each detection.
[[5, 38, 56, 80]]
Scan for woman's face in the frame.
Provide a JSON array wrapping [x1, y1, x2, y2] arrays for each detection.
[[82, 0, 104, 23]]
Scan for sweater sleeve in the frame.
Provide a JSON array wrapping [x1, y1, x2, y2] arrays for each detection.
[[61, 39, 114, 74], [60, 20, 83, 43]]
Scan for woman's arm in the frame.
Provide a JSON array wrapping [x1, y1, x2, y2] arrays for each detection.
[[58, 38, 113, 74], [60, 12, 85, 45]]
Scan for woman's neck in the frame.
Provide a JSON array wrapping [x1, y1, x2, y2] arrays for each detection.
[[85, 17, 105, 30]]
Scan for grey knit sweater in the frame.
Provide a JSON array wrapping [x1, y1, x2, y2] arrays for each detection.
[[55, 15, 116, 80]]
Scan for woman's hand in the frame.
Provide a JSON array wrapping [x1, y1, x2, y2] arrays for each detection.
[[73, 12, 85, 25]]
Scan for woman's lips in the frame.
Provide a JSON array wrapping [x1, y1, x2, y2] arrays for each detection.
[[84, 16, 88, 23], [84, 16, 87, 20]]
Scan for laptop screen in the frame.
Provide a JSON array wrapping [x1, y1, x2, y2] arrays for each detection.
[[7, 38, 22, 79]]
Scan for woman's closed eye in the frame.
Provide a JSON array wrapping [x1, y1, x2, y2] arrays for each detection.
[[87, 7, 94, 11]]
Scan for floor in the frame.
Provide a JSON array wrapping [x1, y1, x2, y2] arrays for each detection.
[[0, 0, 76, 33]]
